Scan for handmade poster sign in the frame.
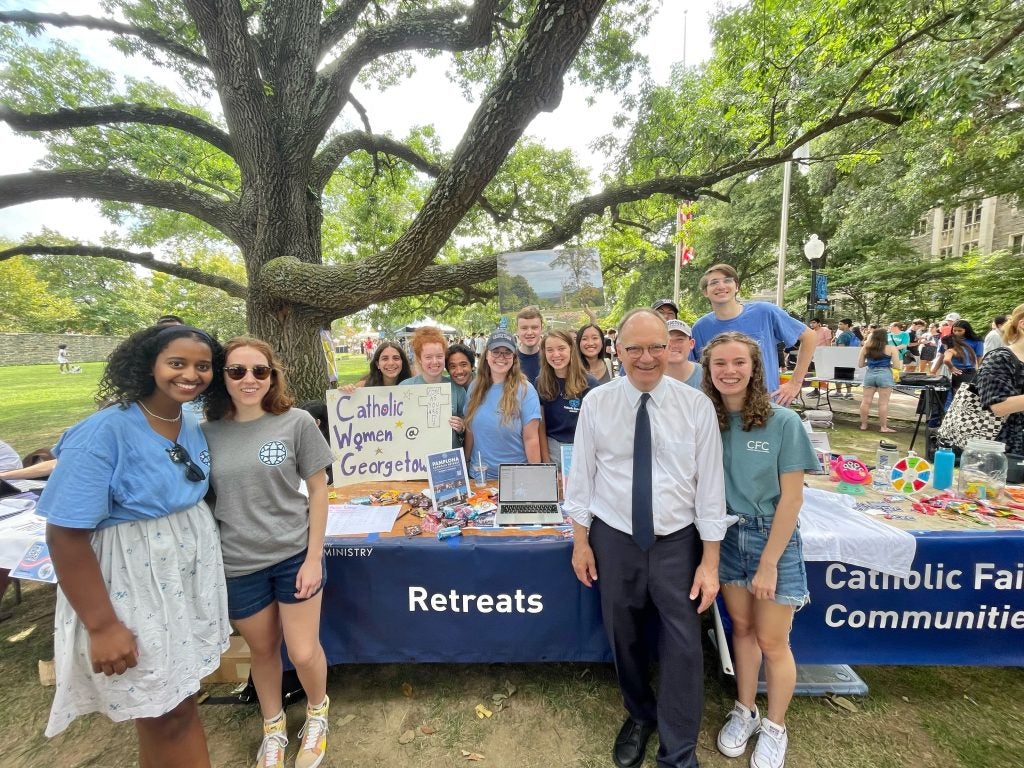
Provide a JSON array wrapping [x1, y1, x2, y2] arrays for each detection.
[[326, 384, 452, 484]]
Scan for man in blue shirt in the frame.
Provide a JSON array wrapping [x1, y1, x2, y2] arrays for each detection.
[[691, 264, 816, 406], [516, 305, 543, 385]]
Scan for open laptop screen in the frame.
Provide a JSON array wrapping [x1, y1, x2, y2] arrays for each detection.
[[498, 464, 558, 503]]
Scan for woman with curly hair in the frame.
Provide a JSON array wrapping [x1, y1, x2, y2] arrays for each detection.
[[37, 324, 230, 767], [203, 337, 334, 768], [701, 332, 818, 768], [536, 330, 599, 470], [464, 330, 541, 479]]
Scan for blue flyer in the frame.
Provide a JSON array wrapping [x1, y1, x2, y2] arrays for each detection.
[[426, 449, 472, 507], [11, 538, 57, 584]]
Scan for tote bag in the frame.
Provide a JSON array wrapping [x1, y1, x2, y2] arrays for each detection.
[[936, 382, 1004, 449]]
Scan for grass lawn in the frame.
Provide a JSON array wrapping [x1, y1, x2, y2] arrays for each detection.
[[0, 354, 371, 457], [3, 359, 1024, 766]]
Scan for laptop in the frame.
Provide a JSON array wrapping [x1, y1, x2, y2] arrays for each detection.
[[494, 463, 564, 525]]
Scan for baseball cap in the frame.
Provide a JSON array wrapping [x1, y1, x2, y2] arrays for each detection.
[[486, 330, 516, 352], [944, 312, 961, 322], [665, 319, 692, 336], [651, 299, 679, 314]]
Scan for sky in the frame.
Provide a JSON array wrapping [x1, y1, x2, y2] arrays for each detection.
[[0, 1, 715, 244]]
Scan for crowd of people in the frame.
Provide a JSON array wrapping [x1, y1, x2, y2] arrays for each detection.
[[5, 265, 1024, 768]]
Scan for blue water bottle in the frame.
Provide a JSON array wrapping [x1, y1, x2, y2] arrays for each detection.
[[933, 447, 955, 491]]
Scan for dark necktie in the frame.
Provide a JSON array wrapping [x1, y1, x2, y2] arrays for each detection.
[[632, 392, 654, 551]]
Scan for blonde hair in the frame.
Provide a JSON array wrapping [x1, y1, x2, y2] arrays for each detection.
[[537, 330, 590, 401], [465, 349, 528, 427], [700, 332, 772, 431], [1003, 303, 1024, 345]]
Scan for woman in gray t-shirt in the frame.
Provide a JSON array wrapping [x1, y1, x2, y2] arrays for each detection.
[[203, 337, 334, 768]]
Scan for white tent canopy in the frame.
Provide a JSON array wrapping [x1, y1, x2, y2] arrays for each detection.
[[394, 316, 458, 337]]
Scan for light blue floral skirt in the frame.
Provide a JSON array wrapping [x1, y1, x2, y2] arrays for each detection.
[[46, 501, 230, 737]]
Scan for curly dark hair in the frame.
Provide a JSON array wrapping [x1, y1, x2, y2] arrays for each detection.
[[700, 332, 773, 432], [96, 325, 223, 408]]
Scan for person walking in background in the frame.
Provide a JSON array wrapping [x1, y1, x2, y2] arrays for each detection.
[[203, 338, 334, 768], [566, 309, 726, 768], [886, 322, 911, 370], [857, 329, 900, 432], [832, 319, 860, 399], [701, 332, 818, 768], [56, 344, 70, 373], [984, 314, 1008, 356], [692, 264, 816, 407], [917, 322, 939, 372], [809, 318, 831, 349], [38, 324, 229, 766]]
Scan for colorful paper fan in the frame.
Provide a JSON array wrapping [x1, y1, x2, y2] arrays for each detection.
[[890, 454, 932, 493]]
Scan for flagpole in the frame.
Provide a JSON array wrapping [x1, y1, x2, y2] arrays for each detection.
[[775, 159, 792, 306], [673, 205, 682, 308]]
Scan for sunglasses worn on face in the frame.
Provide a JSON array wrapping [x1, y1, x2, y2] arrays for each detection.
[[167, 443, 206, 482], [224, 365, 273, 380]]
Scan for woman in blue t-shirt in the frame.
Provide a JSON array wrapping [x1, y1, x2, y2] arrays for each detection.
[[37, 324, 229, 764], [536, 330, 599, 471], [701, 332, 819, 768], [464, 330, 541, 479], [857, 328, 899, 432]]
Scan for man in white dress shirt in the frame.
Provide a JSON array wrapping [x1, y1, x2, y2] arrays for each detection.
[[564, 309, 727, 768]]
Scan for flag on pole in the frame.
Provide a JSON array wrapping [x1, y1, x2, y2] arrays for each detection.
[[675, 202, 695, 266]]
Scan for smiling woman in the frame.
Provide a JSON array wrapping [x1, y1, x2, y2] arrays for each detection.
[[400, 327, 468, 449]]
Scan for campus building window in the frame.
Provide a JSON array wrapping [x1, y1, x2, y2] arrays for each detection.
[[939, 245, 954, 259], [963, 201, 982, 227], [1011, 233, 1024, 256], [941, 209, 956, 232], [960, 239, 979, 255], [911, 216, 928, 237]]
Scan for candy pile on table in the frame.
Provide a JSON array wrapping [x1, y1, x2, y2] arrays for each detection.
[[910, 490, 1024, 526]]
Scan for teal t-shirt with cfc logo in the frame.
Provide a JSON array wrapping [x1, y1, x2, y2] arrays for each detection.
[[722, 404, 819, 519]]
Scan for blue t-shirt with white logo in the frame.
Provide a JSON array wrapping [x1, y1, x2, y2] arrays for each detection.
[[721, 404, 819, 519], [39, 403, 211, 530], [540, 375, 600, 443]]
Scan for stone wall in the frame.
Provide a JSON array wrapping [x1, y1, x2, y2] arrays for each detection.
[[0, 333, 124, 366]]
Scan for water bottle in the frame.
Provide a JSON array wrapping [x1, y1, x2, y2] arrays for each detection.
[[873, 440, 900, 490], [932, 447, 955, 491]]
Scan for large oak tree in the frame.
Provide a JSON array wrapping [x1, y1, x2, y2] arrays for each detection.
[[2, 0, 1022, 396]]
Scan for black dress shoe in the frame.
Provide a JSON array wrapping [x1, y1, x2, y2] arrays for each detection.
[[613, 716, 656, 768]]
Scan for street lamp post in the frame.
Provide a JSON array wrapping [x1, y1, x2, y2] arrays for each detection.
[[804, 234, 825, 321]]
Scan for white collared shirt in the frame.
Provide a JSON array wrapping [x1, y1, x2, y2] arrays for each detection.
[[563, 374, 727, 541]]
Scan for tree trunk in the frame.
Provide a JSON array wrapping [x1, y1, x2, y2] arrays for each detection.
[[246, 293, 331, 402]]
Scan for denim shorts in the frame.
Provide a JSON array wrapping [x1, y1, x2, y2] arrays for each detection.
[[862, 367, 894, 389], [719, 514, 809, 608], [225, 549, 326, 620]]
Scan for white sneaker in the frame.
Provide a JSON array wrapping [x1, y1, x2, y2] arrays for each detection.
[[257, 712, 288, 768], [717, 700, 760, 757], [750, 718, 788, 768]]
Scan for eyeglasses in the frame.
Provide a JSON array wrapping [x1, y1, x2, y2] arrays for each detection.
[[489, 349, 514, 358], [705, 277, 736, 289], [166, 443, 206, 482], [622, 344, 668, 359], [224, 364, 273, 380]]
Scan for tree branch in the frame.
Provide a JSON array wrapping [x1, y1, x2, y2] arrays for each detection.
[[0, 170, 244, 244], [310, 0, 499, 142], [318, 0, 373, 60], [311, 131, 443, 189], [0, 243, 248, 298], [0, 10, 209, 68], [0, 104, 234, 158]]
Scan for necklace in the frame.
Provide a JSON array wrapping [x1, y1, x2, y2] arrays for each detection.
[[138, 399, 182, 423]]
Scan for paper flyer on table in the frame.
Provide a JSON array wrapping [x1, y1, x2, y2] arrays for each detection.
[[325, 504, 403, 536], [426, 449, 472, 508], [11, 539, 57, 583]]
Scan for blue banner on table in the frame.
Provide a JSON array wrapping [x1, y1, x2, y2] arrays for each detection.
[[791, 531, 1024, 665], [319, 534, 610, 663]]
